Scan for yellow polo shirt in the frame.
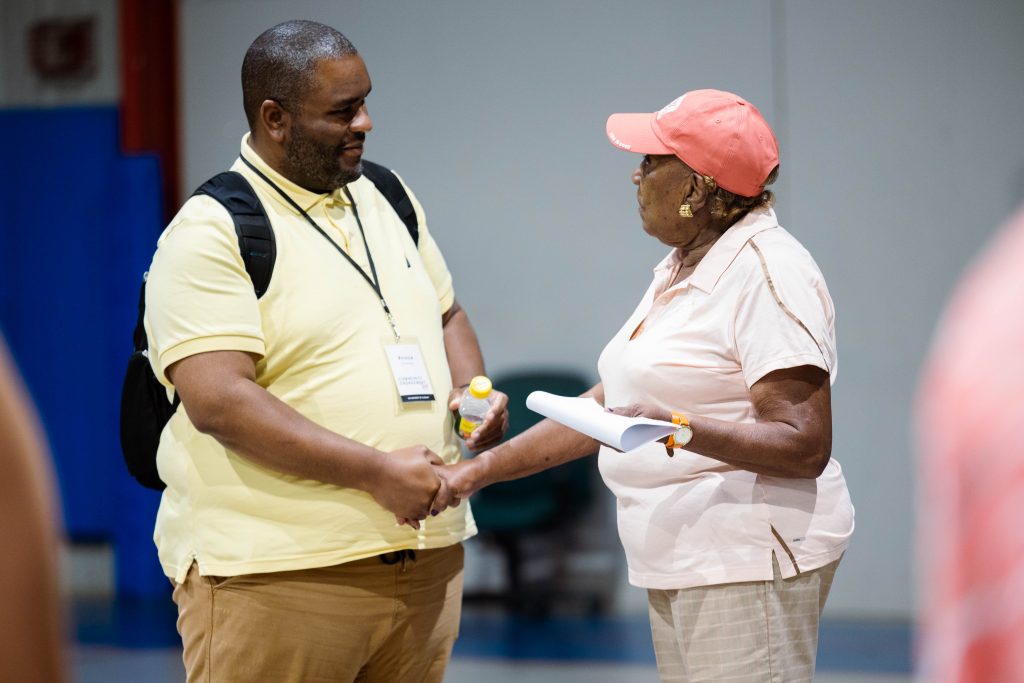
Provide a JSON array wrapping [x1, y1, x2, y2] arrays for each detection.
[[146, 136, 475, 582]]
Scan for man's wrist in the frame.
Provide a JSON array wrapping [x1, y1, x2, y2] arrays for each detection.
[[355, 448, 388, 494]]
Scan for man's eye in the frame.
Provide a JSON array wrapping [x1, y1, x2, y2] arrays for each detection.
[[331, 104, 361, 118]]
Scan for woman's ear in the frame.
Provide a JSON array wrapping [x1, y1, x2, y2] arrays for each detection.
[[680, 171, 711, 211], [259, 99, 291, 144]]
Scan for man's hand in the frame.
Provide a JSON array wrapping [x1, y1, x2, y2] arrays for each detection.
[[449, 389, 509, 451], [367, 446, 444, 529], [395, 454, 492, 529]]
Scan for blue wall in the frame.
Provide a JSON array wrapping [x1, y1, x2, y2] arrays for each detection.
[[0, 106, 168, 597]]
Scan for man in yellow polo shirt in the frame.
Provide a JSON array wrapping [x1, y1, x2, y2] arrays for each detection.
[[144, 20, 508, 683]]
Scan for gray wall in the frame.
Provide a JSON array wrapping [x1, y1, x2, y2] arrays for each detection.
[[181, 0, 1024, 619]]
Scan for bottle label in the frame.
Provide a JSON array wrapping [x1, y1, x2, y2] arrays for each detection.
[[459, 416, 481, 437]]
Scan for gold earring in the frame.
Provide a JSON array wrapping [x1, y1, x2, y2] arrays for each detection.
[[678, 203, 693, 218]]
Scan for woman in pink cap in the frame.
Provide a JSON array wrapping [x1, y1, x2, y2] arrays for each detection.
[[437, 89, 854, 682]]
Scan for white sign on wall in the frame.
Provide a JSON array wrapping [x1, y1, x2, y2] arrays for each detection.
[[0, 0, 118, 108]]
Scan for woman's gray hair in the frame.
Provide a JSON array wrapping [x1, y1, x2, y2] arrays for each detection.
[[706, 165, 780, 227]]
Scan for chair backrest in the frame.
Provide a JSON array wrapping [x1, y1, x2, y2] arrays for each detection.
[[471, 369, 597, 534]]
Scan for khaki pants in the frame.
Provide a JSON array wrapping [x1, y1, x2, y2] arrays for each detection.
[[648, 554, 841, 683], [173, 545, 464, 683]]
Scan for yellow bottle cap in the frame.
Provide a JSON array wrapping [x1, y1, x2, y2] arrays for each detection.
[[468, 375, 492, 399]]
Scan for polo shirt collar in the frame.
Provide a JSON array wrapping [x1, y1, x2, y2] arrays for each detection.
[[239, 134, 352, 212], [655, 207, 779, 294]]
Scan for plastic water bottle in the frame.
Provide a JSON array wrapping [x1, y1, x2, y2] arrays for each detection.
[[458, 376, 493, 439]]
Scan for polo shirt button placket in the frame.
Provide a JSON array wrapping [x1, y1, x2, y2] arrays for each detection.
[[322, 204, 352, 253]]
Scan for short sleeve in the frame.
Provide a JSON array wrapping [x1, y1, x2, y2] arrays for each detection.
[[144, 196, 266, 386], [732, 237, 837, 388], [392, 172, 455, 313]]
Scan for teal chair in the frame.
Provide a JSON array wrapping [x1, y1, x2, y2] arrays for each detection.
[[464, 369, 608, 616]]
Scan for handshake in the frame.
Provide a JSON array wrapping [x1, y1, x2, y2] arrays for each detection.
[[369, 387, 510, 529]]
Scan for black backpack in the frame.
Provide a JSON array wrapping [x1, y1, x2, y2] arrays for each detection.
[[119, 160, 420, 490]]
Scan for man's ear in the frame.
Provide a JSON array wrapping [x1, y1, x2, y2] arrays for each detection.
[[259, 99, 291, 144]]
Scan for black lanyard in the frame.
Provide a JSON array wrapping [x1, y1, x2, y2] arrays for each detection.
[[240, 156, 401, 340]]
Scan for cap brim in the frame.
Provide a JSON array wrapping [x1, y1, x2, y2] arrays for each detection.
[[606, 113, 673, 154]]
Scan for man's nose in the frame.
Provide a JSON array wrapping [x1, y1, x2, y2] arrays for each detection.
[[352, 104, 373, 133], [631, 167, 642, 186]]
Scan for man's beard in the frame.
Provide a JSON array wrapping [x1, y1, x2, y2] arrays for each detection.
[[281, 123, 362, 192]]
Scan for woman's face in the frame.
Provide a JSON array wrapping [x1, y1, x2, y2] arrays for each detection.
[[633, 154, 699, 247]]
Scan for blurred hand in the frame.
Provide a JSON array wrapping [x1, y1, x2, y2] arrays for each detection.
[[449, 388, 509, 451]]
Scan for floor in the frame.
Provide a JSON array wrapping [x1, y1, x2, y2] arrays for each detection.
[[73, 648, 912, 682], [70, 598, 913, 682]]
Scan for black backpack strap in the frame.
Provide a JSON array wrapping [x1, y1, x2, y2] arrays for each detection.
[[132, 277, 149, 352], [360, 160, 420, 246], [193, 171, 276, 298]]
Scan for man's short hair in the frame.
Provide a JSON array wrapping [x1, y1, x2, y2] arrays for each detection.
[[241, 20, 357, 128]]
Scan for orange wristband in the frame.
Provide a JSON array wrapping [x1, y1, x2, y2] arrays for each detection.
[[664, 411, 690, 455]]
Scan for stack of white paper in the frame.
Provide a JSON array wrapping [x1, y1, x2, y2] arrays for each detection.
[[525, 391, 678, 452]]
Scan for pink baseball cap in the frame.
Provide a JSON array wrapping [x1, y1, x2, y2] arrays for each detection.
[[606, 89, 779, 197]]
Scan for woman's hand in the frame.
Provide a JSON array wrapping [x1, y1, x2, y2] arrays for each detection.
[[394, 456, 489, 529], [433, 457, 489, 508], [605, 404, 678, 451], [606, 403, 673, 424]]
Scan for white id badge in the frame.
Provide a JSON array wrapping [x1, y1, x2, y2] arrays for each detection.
[[384, 341, 436, 403]]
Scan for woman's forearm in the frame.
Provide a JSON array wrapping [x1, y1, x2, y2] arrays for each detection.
[[468, 381, 605, 487], [686, 414, 830, 478], [607, 367, 832, 479], [473, 417, 601, 486], [687, 366, 832, 478]]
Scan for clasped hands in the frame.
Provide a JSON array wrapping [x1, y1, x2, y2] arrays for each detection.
[[381, 399, 672, 527], [381, 387, 508, 529]]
